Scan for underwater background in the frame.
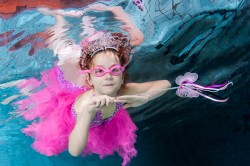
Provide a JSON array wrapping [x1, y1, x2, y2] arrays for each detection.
[[0, 0, 249, 165]]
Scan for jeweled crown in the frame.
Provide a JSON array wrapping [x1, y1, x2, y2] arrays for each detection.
[[80, 32, 131, 57]]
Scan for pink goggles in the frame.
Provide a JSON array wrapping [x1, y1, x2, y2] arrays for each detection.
[[82, 65, 125, 77]]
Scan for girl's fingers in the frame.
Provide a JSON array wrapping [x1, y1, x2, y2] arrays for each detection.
[[88, 4, 108, 11], [99, 98, 106, 107], [105, 97, 109, 106], [90, 99, 96, 106], [101, 96, 107, 107], [113, 99, 128, 103], [100, 96, 111, 107], [92, 95, 118, 109], [105, 96, 112, 106], [95, 99, 101, 108], [120, 25, 132, 32], [93, 100, 98, 108], [107, 96, 116, 106]]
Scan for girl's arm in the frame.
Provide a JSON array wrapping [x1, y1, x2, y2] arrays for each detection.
[[109, 6, 144, 46], [117, 80, 171, 108], [124, 80, 171, 99], [38, 8, 86, 86], [68, 92, 115, 156], [37, 8, 82, 60], [86, 4, 144, 46], [68, 110, 93, 156], [68, 93, 94, 156]]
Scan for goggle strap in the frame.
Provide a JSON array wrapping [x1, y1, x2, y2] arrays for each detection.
[[81, 70, 90, 74]]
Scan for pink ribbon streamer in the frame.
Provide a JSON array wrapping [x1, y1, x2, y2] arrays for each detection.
[[175, 72, 233, 102], [178, 82, 233, 102]]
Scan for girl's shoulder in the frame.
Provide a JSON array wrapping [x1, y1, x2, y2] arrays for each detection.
[[79, 90, 93, 99], [119, 83, 139, 96]]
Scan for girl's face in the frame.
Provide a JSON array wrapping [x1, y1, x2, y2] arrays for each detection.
[[88, 51, 124, 97]]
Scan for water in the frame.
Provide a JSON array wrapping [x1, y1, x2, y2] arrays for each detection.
[[0, 0, 250, 165]]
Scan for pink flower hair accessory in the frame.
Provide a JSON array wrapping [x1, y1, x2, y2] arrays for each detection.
[[133, 0, 144, 11], [175, 72, 233, 102]]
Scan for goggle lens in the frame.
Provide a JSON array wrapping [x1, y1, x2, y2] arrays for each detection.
[[90, 65, 124, 77]]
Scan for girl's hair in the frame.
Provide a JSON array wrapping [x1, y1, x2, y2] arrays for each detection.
[[79, 32, 131, 86]]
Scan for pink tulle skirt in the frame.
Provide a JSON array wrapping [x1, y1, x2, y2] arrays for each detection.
[[14, 66, 137, 166]]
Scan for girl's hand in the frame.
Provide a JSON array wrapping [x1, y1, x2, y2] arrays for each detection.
[[87, 95, 115, 114], [38, 7, 84, 18], [114, 95, 149, 109], [85, 4, 110, 12], [63, 10, 84, 18], [37, 7, 54, 15]]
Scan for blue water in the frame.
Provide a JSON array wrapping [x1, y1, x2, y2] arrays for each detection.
[[1, 0, 250, 165]]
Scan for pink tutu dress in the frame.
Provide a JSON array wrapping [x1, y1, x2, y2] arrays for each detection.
[[14, 66, 137, 166]]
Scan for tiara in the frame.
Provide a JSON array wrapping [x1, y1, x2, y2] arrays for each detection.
[[81, 33, 131, 57]]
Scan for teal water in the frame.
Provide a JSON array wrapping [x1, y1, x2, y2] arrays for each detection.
[[1, 0, 250, 165]]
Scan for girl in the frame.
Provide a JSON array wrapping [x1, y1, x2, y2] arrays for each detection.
[[15, 4, 171, 166]]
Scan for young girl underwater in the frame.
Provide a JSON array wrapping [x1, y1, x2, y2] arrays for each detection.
[[14, 4, 171, 166], [13, 4, 232, 166]]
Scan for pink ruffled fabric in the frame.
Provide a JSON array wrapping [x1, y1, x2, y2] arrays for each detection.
[[14, 66, 137, 166], [85, 107, 137, 166]]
